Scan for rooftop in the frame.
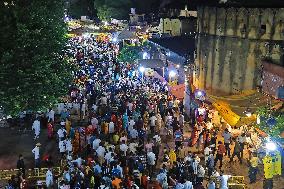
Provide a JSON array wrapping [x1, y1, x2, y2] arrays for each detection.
[[149, 35, 195, 58], [191, 0, 284, 8]]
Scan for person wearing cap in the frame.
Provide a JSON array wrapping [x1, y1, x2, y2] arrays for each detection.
[[32, 143, 41, 168]]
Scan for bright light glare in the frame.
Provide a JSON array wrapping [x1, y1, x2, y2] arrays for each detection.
[[169, 70, 176, 77], [176, 65, 180, 68], [197, 91, 203, 96], [139, 66, 145, 73], [112, 37, 117, 42], [266, 142, 277, 151], [143, 52, 148, 59]]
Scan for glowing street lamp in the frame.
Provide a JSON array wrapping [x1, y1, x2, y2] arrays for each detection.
[[139, 66, 145, 73], [112, 37, 117, 43], [169, 70, 176, 78], [266, 141, 277, 151]]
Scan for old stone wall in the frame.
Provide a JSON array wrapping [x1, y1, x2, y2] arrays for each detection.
[[194, 6, 284, 95]]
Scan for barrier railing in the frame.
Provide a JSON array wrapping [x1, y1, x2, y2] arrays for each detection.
[[0, 167, 61, 180], [213, 176, 246, 189]]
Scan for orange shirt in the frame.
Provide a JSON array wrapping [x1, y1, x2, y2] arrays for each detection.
[[112, 178, 122, 189]]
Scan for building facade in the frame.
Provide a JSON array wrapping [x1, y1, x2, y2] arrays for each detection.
[[193, 6, 284, 95]]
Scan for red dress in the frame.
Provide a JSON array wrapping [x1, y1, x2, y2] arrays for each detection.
[[191, 126, 198, 146], [47, 123, 53, 139]]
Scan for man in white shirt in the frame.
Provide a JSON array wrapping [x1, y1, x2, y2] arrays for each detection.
[[129, 142, 138, 154], [149, 115, 157, 134], [100, 96, 107, 105], [92, 104, 98, 112], [92, 138, 101, 150], [237, 133, 247, 158], [72, 156, 84, 168], [47, 109, 55, 122], [184, 179, 193, 189], [128, 119, 135, 132], [46, 168, 54, 188], [222, 129, 232, 157], [197, 165, 205, 184], [59, 139, 66, 158], [57, 127, 66, 140], [204, 146, 212, 163], [91, 117, 98, 127], [65, 138, 72, 155], [120, 141, 128, 156], [108, 121, 115, 134], [96, 145, 106, 164], [32, 143, 41, 168], [218, 172, 231, 189], [130, 128, 138, 139], [147, 151, 156, 176], [127, 102, 133, 112], [104, 150, 114, 165], [32, 119, 41, 139]]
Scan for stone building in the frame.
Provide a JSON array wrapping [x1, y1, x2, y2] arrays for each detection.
[[193, 5, 284, 95]]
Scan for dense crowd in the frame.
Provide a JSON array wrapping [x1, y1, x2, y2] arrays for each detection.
[[6, 34, 261, 189]]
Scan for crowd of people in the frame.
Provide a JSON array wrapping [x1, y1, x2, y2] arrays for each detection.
[[6, 34, 261, 189]]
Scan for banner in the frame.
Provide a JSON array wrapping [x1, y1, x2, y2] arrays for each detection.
[[212, 101, 240, 126]]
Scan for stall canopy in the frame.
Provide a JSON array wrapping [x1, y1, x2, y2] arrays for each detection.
[[212, 100, 257, 127], [169, 84, 185, 99], [138, 59, 165, 68], [117, 29, 137, 40]]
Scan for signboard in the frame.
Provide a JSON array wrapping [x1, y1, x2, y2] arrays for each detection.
[[263, 152, 282, 179], [145, 68, 154, 76]]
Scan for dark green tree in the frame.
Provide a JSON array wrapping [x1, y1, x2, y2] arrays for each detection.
[[256, 106, 284, 140], [69, 0, 95, 19], [94, 0, 132, 21], [0, 0, 73, 116], [117, 45, 141, 63]]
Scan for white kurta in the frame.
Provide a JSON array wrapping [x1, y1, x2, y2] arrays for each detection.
[[59, 140, 66, 153], [46, 170, 53, 187], [66, 139, 72, 153], [32, 120, 40, 138]]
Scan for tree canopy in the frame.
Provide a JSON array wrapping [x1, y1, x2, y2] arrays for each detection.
[[117, 45, 141, 63], [69, 0, 95, 19], [0, 0, 73, 116], [94, 0, 132, 21], [256, 106, 284, 140]]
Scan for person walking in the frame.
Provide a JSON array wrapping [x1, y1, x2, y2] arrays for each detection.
[[215, 141, 226, 169], [16, 154, 25, 178], [47, 121, 54, 139], [32, 143, 41, 168], [218, 171, 231, 189], [248, 152, 259, 183], [222, 129, 232, 158], [236, 133, 246, 157], [46, 168, 54, 188], [32, 118, 41, 140], [229, 140, 242, 164]]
